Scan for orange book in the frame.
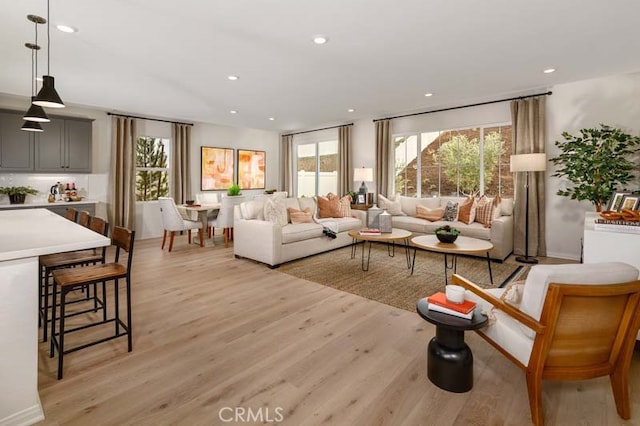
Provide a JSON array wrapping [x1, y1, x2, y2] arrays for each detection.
[[426, 292, 476, 314]]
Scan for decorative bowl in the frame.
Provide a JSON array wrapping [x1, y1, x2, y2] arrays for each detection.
[[436, 232, 458, 244], [185, 200, 195, 206]]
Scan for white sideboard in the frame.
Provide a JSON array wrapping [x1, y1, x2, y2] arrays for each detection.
[[583, 212, 640, 270]]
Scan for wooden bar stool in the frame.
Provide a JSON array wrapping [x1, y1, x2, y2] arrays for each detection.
[[65, 207, 78, 222], [50, 226, 135, 379], [39, 217, 109, 342], [77, 210, 91, 227]]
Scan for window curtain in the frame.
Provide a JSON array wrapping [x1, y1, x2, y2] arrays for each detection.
[[280, 134, 293, 195], [375, 119, 392, 196], [511, 97, 547, 257], [338, 125, 352, 196], [172, 123, 191, 204], [109, 116, 136, 230]]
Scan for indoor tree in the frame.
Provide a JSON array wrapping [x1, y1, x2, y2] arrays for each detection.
[[549, 124, 640, 211]]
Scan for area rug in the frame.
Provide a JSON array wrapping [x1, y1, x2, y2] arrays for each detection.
[[278, 244, 523, 312]]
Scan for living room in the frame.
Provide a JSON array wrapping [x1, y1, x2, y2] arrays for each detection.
[[2, 1, 640, 425]]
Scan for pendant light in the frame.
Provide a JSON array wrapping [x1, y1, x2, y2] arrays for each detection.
[[23, 14, 50, 123], [33, 0, 65, 108]]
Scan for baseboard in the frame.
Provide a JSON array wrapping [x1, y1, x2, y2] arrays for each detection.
[[0, 403, 44, 426], [545, 251, 580, 261]]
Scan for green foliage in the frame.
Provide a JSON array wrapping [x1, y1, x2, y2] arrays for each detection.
[[227, 183, 241, 196], [0, 186, 38, 195], [549, 124, 640, 211], [135, 137, 169, 201], [435, 225, 460, 236], [435, 132, 503, 196]]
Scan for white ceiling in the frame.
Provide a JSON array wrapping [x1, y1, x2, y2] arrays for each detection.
[[2, 0, 640, 132]]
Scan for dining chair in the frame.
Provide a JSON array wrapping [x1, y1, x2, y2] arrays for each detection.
[[195, 193, 220, 238], [158, 197, 204, 251], [65, 207, 77, 222], [218, 195, 245, 247], [453, 262, 640, 425]]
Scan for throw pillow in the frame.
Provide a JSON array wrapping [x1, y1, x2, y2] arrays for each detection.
[[288, 207, 313, 224], [457, 197, 477, 225], [316, 195, 342, 218], [263, 198, 288, 226], [378, 193, 405, 216], [327, 193, 352, 218], [415, 205, 445, 222], [492, 194, 503, 220], [475, 195, 494, 228], [443, 200, 459, 222]]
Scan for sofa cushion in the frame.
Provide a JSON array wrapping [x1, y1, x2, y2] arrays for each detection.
[[392, 216, 431, 233], [288, 207, 313, 224], [281, 198, 301, 212], [263, 199, 288, 226], [297, 198, 316, 217], [240, 199, 265, 220], [400, 195, 439, 216], [316, 216, 362, 233], [415, 205, 444, 222], [500, 197, 514, 216], [281, 223, 324, 244], [378, 194, 405, 216]]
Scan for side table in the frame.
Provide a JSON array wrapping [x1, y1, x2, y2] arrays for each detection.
[[416, 298, 487, 392]]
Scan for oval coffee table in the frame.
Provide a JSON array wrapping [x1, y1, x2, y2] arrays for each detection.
[[411, 235, 494, 285], [348, 228, 412, 271], [416, 297, 488, 392]]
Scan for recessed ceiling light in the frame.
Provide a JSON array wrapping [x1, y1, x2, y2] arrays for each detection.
[[424, 93, 433, 97], [347, 108, 355, 113], [268, 117, 276, 121], [313, 35, 328, 45], [56, 24, 77, 33], [227, 75, 239, 81], [543, 68, 556, 74], [230, 110, 237, 114]]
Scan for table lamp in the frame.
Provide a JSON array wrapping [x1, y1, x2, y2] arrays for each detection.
[[354, 167, 373, 198]]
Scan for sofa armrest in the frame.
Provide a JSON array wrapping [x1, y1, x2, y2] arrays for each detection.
[[233, 216, 283, 266], [351, 210, 366, 227], [489, 214, 514, 260]]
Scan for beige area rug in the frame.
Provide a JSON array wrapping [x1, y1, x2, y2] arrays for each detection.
[[278, 244, 523, 312]]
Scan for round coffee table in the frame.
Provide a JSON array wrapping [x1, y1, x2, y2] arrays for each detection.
[[411, 235, 494, 285], [416, 298, 488, 392], [348, 228, 412, 271]]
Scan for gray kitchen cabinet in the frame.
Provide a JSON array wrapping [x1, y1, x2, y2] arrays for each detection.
[[0, 111, 34, 171], [35, 117, 92, 172]]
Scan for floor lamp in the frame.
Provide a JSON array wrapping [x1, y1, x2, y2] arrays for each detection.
[[510, 153, 547, 264]]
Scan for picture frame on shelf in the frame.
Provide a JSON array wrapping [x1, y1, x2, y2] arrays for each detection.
[[201, 147, 234, 191], [620, 195, 640, 211], [237, 149, 266, 190], [357, 194, 366, 204], [607, 192, 630, 212]]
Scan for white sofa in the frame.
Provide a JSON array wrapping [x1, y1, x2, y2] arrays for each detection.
[[384, 195, 514, 261], [233, 197, 365, 267]]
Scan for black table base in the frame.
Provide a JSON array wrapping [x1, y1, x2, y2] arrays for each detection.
[[427, 327, 474, 393]]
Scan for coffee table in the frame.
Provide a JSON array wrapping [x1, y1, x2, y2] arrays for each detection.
[[416, 298, 488, 392], [411, 235, 494, 285], [348, 228, 412, 271]]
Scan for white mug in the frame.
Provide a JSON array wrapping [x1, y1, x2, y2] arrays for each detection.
[[445, 285, 465, 304]]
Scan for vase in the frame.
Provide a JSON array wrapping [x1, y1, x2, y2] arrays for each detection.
[[9, 194, 26, 204]]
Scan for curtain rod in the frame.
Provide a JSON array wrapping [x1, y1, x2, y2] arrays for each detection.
[[107, 112, 193, 127], [281, 123, 353, 137], [372, 91, 552, 122]]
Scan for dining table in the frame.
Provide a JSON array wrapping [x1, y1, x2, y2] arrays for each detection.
[[176, 203, 221, 246]]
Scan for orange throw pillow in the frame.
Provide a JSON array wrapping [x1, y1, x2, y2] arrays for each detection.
[[457, 196, 477, 225], [415, 205, 445, 222], [475, 195, 494, 227], [288, 207, 313, 224], [316, 195, 341, 218]]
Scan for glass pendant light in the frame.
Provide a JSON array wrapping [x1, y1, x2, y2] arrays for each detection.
[[24, 14, 50, 123], [33, 0, 65, 108]]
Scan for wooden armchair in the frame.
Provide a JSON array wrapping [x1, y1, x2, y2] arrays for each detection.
[[453, 262, 640, 426]]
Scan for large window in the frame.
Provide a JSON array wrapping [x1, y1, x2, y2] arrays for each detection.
[[393, 124, 513, 197], [295, 139, 338, 197], [136, 136, 170, 201]]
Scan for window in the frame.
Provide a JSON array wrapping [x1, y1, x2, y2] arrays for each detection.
[[135, 136, 170, 201], [393, 124, 513, 197], [295, 139, 338, 197]]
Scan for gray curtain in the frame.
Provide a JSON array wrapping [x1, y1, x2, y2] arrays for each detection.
[[338, 125, 353, 196], [511, 97, 547, 257], [281, 134, 293, 195], [109, 116, 136, 230], [375, 119, 392, 196], [172, 123, 191, 204]]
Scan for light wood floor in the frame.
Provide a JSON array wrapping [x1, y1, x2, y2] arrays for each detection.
[[36, 235, 640, 425]]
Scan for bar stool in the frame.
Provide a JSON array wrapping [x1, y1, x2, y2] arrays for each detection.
[[50, 226, 135, 379], [39, 216, 109, 342], [77, 210, 91, 227], [65, 207, 78, 222]]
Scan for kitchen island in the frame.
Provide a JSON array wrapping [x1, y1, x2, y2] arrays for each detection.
[[0, 209, 110, 425]]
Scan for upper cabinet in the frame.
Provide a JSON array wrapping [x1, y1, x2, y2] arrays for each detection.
[[0, 110, 93, 173], [35, 117, 92, 172], [0, 111, 34, 171]]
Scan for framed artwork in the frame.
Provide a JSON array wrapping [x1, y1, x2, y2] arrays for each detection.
[[607, 192, 630, 211], [237, 149, 265, 189], [201, 147, 234, 191], [620, 195, 640, 211], [357, 194, 366, 204]]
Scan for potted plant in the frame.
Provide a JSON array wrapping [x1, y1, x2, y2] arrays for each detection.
[[0, 186, 39, 204], [549, 124, 640, 211], [227, 183, 242, 196], [435, 225, 460, 243]]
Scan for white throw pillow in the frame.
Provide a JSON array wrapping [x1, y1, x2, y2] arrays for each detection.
[[378, 193, 405, 216], [263, 198, 288, 226], [240, 200, 265, 220]]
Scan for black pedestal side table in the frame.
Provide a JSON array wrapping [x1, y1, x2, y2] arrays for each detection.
[[416, 298, 488, 393]]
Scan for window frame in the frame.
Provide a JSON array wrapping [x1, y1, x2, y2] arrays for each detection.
[[293, 137, 339, 197], [135, 135, 171, 202]]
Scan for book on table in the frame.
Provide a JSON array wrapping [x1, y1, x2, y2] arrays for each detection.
[[359, 228, 381, 235], [427, 291, 476, 314], [427, 302, 474, 320]]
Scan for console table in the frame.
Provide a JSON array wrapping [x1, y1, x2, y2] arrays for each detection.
[[583, 212, 640, 270]]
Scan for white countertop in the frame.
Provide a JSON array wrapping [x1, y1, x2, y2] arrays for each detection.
[[0, 209, 110, 261], [0, 199, 99, 209]]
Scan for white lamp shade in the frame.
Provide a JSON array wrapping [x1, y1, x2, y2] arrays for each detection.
[[354, 167, 373, 182], [510, 153, 547, 172]]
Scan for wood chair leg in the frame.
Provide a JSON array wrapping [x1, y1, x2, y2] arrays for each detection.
[[525, 371, 544, 426], [188, 229, 192, 244], [610, 367, 631, 419], [161, 230, 167, 250], [168, 231, 175, 252], [224, 228, 229, 248], [198, 228, 204, 247]]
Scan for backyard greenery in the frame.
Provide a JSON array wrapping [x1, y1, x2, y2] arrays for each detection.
[[136, 137, 169, 201]]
